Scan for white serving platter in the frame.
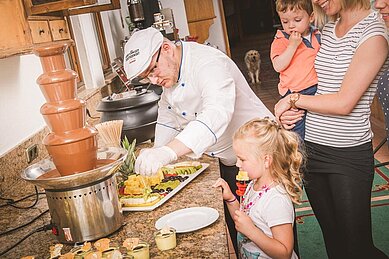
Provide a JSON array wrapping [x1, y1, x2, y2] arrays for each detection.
[[121, 163, 209, 212], [155, 207, 219, 233]]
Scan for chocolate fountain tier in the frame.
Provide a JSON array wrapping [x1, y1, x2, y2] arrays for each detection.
[[43, 127, 98, 176], [34, 42, 98, 176], [33, 43, 69, 72], [41, 99, 86, 133], [21, 147, 126, 190], [37, 69, 78, 102]]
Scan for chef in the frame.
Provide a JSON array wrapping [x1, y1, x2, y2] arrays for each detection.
[[123, 27, 274, 253]]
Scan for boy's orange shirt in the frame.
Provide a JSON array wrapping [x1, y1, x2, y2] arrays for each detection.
[[270, 28, 320, 96]]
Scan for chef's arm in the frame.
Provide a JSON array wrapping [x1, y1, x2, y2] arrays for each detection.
[[175, 63, 235, 157], [166, 138, 192, 158], [153, 95, 180, 147]]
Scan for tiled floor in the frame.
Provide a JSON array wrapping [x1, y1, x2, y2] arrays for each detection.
[[225, 31, 389, 258]]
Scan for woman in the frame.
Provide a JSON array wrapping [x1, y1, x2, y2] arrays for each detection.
[[274, 0, 388, 258]]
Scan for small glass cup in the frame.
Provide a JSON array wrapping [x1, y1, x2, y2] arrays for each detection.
[[127, 241, 150, 259], [154, 227, 177, 251]]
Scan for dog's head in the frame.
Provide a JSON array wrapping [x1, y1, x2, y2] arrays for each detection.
[[245, 50, 260, 63]]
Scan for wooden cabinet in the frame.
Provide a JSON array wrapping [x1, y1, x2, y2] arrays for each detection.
[[0, 0, 118, 59], [50, 20, 70, 41], [29, 20, 52, 44], [0, 0, 33, 58], [0, 0, 72, 58], [23, 0, 97, 16], [28, 18, 70, 44], [184, 0, 216, 43]]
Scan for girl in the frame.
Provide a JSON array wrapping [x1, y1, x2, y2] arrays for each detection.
[[213, 118, 303, 259]]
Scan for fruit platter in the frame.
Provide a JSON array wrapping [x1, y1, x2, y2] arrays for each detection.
[[117, 137, 209, 212], [119, 161, 209, 211]]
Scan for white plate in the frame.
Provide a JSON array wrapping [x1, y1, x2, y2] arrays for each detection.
[[122, 163, 209, 212], [155, 207, 219, 233]]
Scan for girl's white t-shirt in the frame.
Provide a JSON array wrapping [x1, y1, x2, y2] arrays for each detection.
[[237, 184, 298, 259]]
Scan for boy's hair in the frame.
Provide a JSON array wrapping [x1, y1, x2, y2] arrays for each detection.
[[233, 117, 304, 204], [276, 0, 313, 15]]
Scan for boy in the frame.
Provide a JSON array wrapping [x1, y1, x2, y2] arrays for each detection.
[[271, 0, 320, 139]]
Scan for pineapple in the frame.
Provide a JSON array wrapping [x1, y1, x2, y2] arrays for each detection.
[[117, 136, 137, 186]]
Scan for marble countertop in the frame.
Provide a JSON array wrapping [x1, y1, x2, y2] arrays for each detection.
[[0, 155, 229, 258]]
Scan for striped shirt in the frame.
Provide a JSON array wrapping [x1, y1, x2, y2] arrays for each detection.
[[305, 11, 389, 147]]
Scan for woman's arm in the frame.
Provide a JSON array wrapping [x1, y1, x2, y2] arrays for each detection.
[[275, 35, 388, 118]]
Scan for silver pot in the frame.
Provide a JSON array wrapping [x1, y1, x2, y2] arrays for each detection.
[[46, 174, 122, 243], [21, 147, 126, 243]]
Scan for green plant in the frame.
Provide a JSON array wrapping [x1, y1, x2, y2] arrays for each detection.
[[117, 136, 137, 185]]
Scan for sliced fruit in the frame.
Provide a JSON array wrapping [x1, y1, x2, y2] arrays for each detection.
[[120, 193, 161, 207], [160, 163, 202, 175], [236, 171, 249, 181], [154, 179, 180, 191]]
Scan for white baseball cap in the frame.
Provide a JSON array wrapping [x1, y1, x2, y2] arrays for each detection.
[[123, 27, 164, 81]]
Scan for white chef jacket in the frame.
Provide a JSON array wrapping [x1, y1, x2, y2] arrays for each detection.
[[154, 41, 274, 166]]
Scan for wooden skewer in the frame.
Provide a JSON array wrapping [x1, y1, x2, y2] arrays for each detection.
[[95, 120, 124, 147]]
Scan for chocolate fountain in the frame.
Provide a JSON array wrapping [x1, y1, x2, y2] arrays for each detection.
[[21, 43, 126, 243]]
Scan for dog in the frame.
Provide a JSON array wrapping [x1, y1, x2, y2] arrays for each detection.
[[244, 50, 261, 85]]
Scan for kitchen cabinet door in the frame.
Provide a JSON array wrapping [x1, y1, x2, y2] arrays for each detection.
[[29, 20, 52, 44], [0, 0, 33, 58], [50, 19, 70, 41], [184, 0, 216, 44]]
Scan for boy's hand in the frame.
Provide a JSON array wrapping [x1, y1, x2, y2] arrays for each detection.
[[213, 178, 235, 201], [289, 31, 302, 48], [279, 109, 304, 129]]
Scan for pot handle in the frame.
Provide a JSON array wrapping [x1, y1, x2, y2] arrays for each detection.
[[86, 108, 100, 120]]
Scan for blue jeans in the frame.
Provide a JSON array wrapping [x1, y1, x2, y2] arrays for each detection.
[[282, 85, 317, 140]]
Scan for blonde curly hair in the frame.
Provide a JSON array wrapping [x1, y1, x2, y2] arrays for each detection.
[[233, 117, 304, 204]]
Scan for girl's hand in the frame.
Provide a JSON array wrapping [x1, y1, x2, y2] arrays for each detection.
[[234, 210, 257, 238], [213, 178, 235, 201], [279, 109, 304, 129]]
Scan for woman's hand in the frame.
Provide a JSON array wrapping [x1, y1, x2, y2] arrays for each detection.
[[274, 97, 292, 124], [213, 178, 235, 201], [279, 109, 305, 129], [234, 210, 257, 238]]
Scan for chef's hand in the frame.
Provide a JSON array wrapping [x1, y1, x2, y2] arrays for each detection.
[[134, 146, 177, 176]]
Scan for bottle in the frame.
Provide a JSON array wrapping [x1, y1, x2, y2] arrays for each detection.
[[128, 0, 145, 22]]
